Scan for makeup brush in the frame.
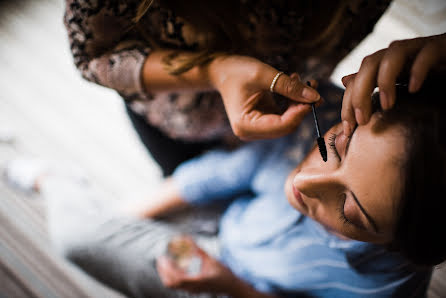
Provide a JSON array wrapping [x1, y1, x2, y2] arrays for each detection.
[[307, 81, 327, 162]]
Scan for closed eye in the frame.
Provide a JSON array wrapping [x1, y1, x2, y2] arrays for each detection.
[[337, 193, 367, 231], [337, 193, 351, 226]]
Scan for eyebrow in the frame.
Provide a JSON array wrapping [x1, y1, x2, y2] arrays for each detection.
[[344, 134, 380, 234]]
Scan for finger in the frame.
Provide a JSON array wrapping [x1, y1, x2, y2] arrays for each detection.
[[238, 104, 312, 140], [341, 73, 357, 87], [157, 256, 181, 276], [314, 96, 325, 108], [350, 50, 385, 125], [156, 256, 186, 288], [290, 72, 300, 80], [377, 39, 424, 110], [274, 73, 320, 103], [409, 41, 442, 93], [157, 258, 205, 293], [341, 80, 356, 136], [192, 245, 208, 259], [181, 238, 209, 259], [276, 103, 313, 135], [306, 79, 319, 89], [156, 257, 175, 286]]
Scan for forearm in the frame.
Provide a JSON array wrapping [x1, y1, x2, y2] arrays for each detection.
[[141, 51, 257, 94], [142, 50, 220, 93], [135, 178, 189, 218]]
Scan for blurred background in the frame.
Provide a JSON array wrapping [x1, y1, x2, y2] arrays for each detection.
[[0, 0, 445, 297]]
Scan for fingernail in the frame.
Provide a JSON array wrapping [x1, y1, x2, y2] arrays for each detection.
[[380, 91, 389, 110], [355, 108, 365, 125], [302, 87, 320, 101], [343, 120, 351, 136]]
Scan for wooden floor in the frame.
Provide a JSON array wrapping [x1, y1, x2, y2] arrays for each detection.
[[0, 0, 445, 297], [0, 0, 160, 296]]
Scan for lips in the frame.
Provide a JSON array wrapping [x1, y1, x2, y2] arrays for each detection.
[[292, 185, 306, 209]]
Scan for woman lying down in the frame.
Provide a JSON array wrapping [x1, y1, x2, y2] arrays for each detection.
[[5, 76, 443, 298], [5, 50, 446, 298]]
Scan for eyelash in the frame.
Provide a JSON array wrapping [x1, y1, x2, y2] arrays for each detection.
[[328, 133, 342, 161], [337, 194, 352, 227]]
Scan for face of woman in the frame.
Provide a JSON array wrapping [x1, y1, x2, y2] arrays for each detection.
[[285, 114, 406, 244]]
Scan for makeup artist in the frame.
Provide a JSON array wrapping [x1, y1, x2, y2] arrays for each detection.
[[64, 0, 391, 175]]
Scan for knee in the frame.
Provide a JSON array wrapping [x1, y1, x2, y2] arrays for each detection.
[[49, 220, 100, 264], [55, 235, 90, 263]]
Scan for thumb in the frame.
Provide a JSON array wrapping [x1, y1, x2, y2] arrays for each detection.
[[273, 73, 320, 103]]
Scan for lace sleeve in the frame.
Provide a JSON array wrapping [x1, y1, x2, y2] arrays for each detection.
[[63, 0, 151, 100]]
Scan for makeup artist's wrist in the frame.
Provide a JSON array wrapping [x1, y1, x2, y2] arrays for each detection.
[[207, 54, 241, 89]]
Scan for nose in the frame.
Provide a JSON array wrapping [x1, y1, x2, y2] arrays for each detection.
[[293, 167, 342, 199]]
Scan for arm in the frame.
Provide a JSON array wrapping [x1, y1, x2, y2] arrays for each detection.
[[142, 51, 320, 140], [128, 178, 189, 218], [64, 0, 217, 95], [64, 0, 151, 99], [172, 141, 272, 205], [131, 141, 270, 218], [64, 0, 319, 139]]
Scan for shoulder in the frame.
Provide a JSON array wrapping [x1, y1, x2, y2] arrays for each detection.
[[64, 0, 141, 22]]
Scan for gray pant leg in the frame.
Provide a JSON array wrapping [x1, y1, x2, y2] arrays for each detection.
[[67, 218, 190, 298], [43, 176, 219, 298]]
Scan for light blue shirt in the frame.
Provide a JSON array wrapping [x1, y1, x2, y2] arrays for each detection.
[[173, 96, 431, 297]]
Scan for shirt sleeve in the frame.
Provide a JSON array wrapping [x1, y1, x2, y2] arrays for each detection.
[[64, 0, 151, 100], [172, 141, 272, 205]]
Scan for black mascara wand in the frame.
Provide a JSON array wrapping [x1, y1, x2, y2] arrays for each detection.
[[307, 81, 327, 162]]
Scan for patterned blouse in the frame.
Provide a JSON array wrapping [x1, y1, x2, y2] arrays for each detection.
[[64, 0, 391, 141]]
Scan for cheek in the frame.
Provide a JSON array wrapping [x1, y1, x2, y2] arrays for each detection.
[[312, 203, 339, 228], [309, 201, 359, 239]]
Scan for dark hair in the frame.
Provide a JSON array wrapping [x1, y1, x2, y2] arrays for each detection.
[[372, 74, 446, 267], [134, 0, 349, 75]]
